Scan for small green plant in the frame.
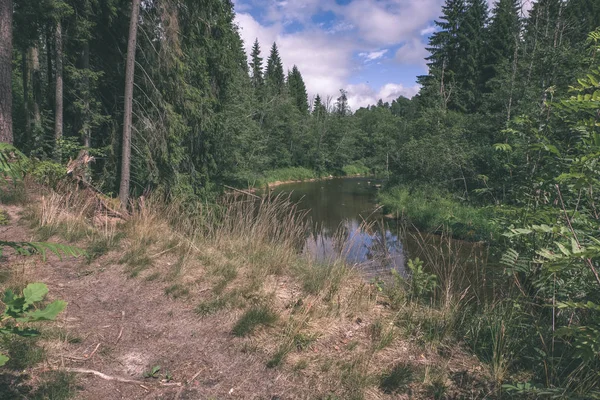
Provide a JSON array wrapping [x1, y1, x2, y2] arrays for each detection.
[[0, 283, 67, 366], [407, 258, 437, 299], [232, 305, 278, 337], [143, 365, 161, 378], [0, 209, 8, 226]]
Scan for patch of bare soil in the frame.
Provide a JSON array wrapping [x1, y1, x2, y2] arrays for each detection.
[[1, 207, 305, 400]]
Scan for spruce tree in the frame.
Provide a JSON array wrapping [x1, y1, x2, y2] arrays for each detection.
[[265, 42, 285, 95], [420, 0, 466, 110], [483, 0, 520, 85], [458, 0, 488, 111], [249, 38, 263, 89], [287, 65, 308, 114]]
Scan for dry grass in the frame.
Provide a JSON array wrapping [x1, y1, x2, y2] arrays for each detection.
[[13, 185, 493, 399]]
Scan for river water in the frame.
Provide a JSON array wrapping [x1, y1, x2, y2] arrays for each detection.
[[267, 177, 407, 277]]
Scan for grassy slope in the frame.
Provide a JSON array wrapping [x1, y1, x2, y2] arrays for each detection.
[[0, 182, 495, 399]]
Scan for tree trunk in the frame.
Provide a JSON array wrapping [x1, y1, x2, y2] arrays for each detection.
[[119, 0, 141, 211], [54, 20, 63, 157], [0, 0, 13, 144], [82, 41, 91, 148], [22, 48, 30, 140], [31, 46, 41, 131]]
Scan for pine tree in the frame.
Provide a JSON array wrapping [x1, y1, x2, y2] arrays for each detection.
[[419, 0, 466, 110], [265, 42, 285, 95], [483, 0, 520, 85], [287, 65, 308, 114], [334, 89, 349, 116], [249, 38, 263, 89], [457, 0, 488, 111]]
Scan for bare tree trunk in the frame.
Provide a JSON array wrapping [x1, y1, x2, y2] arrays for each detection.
[[119, 0, 141, 211], [82, 41, 91, 148], [31, 46, 41, 131], [22, 49, 31, 140], [54, 20, 63, 157], [0, 0, 13, 144]]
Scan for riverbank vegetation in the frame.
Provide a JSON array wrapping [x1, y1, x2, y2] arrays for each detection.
[[1, 0, 600, 398]]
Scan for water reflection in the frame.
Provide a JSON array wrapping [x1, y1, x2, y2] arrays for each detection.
[[268, 177, 406, 276]]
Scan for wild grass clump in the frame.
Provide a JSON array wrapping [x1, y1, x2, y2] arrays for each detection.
[[232, 305, 278, 337], [379, 363, 415, 395], [35, 189, 94, 242], [379, 186, 495, 241]]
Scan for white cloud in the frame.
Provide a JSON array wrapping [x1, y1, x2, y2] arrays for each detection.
[[395, 38, 428, 66], [337, 0, 444, 46], [346, 83, 420, 110], [235, 12, 353, 100], [420, 25, 436, 36], [234, 0, 447, 108], [359, 49, 389, 62]]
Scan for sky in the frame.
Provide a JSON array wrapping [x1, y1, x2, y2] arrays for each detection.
[[233, 0, 533, 110]]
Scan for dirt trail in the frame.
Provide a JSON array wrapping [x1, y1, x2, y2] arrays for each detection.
[[1, 206, 309, 400]]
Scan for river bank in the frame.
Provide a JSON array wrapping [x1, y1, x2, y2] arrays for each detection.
[[379, 185, 497, 242], [1, 181, 493, 399]]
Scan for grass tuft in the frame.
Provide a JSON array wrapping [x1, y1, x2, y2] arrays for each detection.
[[379, 363, 415, 394], [232, 305, 278, 337]]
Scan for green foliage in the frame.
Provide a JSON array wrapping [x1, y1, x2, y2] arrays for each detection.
[[407, 258, 437, 299], [379, 186, 495, 240], [30, 161, 66, 188], [1, 283, 67, 366], [231, 305, 278, 337], [342, 162, 371, 176]]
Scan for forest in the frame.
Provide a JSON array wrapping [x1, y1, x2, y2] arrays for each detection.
[[1, 0, 600, 398]]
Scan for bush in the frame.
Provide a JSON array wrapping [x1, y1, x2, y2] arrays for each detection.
[[342, 162, 371, 176], [30, 161, 66, 188]]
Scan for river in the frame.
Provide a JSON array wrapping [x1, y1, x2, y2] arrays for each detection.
[[266, 177, 407, 277]]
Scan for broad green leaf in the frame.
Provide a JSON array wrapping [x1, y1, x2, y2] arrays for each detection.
[[23, 283, 48, 306], [23, 300, 67, 322]]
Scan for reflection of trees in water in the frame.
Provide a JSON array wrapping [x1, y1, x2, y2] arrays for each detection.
[[303, 217, 406, 277]]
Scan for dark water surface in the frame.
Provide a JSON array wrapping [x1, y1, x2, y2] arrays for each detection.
[[268, 177, 406, 277]]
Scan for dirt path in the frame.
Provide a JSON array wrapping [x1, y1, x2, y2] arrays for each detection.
[[1, 206, 310, 400]]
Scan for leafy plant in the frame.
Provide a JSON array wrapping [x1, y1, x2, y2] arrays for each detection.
[[1, 283, 67, 366], [407, 258, 437, 299], [143, 365, 161, 378]]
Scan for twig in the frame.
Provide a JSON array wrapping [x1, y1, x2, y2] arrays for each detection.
[[87, 343, 101, 359], [221, 184, 261, 199], [63, 368, 182, 387], [64, 368, 146, 384], [115, 311, 125, 345]]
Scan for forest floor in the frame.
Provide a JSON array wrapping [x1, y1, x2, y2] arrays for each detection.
[[0, 186, 493, 400]]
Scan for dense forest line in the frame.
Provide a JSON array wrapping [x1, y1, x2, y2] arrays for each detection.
[[1, 0, 600, 398], [0, 0, 598, 204]]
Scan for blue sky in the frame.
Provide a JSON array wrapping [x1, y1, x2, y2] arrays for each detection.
[[233, 0, 532, 109]]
